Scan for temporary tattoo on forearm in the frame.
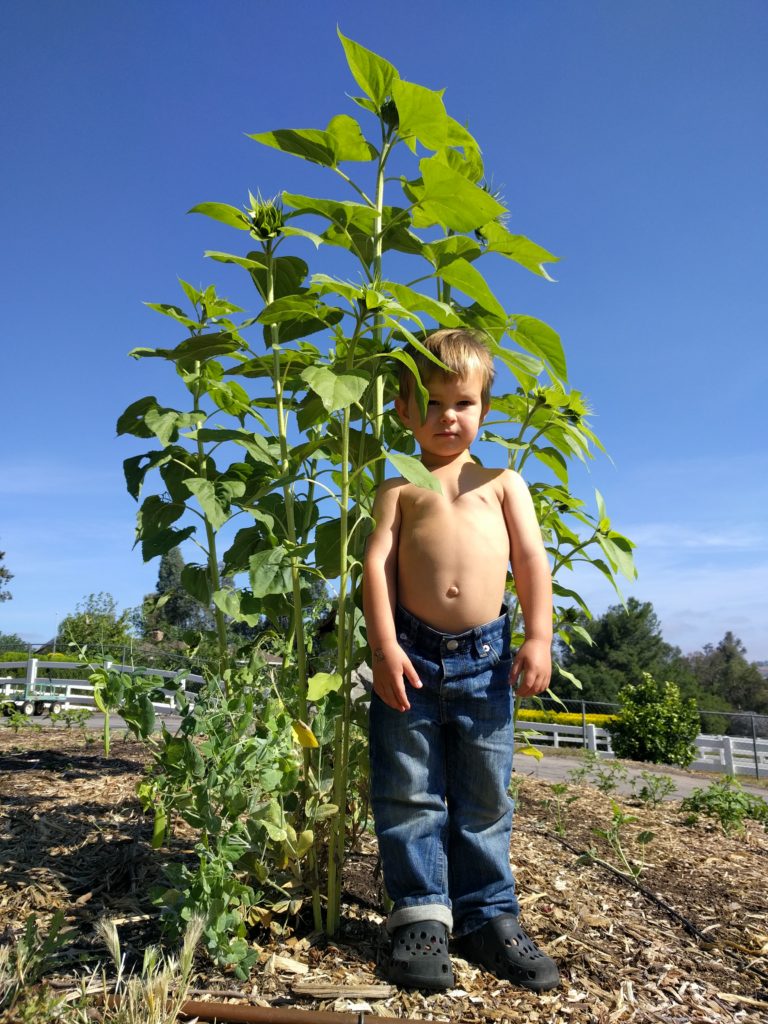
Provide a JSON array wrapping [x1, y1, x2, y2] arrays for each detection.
[[373, 647, 386, 663]]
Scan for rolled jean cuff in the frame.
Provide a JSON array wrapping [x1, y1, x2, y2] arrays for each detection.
[[387, 902, 453, 934]]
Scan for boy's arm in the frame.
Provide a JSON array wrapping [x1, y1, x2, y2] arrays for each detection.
[[502, 470, 553, 697], [363, 480, 422, 712]]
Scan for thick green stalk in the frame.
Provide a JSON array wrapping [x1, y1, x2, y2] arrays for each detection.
[[370, 132, 392, 484], [264, 242, 319, 929], [265, 243, 309, 724], [192, 364, 229, 686], [326, 404, 351, 936]]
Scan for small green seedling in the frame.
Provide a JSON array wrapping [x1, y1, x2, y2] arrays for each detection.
[[631, 770, 676, 807]]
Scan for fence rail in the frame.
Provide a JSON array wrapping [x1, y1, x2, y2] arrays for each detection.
[[0, 658, 204, 714], [519, 720, 768, 779]]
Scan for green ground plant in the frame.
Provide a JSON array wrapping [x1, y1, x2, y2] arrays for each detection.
[[631, 770, 676, 807], [1, 710, 42, 734], [592, 802, 655, 880], [116, 31, 635, 954], [543, 782, 578, 836], [50, 707, 92, 732], [567, 749, 628, 792], [680, 777, 768, 834], [0, 912, 75, 1016]]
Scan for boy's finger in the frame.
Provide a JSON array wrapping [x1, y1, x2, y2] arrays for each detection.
[[402, 657, 422, 689]]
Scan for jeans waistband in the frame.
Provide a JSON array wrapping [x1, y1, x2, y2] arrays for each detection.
[[395, 604, 509, 659]]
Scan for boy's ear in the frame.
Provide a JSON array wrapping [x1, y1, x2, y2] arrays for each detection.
[[480, 403, 491, 423], [394, 395, 410, 425]]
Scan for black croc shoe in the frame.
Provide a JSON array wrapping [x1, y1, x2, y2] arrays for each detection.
[[455, 914, 559, 992], [387, 920, 454, 990]]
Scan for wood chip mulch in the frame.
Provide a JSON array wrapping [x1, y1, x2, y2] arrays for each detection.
[[1, 730, 767, 1023]]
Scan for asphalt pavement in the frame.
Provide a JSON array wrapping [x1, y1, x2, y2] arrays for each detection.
[[514, 748, 768, 799]]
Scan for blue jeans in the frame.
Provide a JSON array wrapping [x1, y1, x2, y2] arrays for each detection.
[[369, 604, 519, 938]]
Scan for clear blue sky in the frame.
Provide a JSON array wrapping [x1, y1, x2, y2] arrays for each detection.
[[2, 1, 766, 660]]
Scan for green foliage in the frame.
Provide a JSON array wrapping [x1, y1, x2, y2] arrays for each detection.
[[0, 547, 12, 603], [2, 709, 42, 734], [593, 802, 654, 879], [680, 777, 768, 834], [57, 592, 133, 652], [0, 911, 75, 1014], [567, 748, 628, 792], [117, 31, 635, 941], [684, 632, 768, 717], [122, 664, 358, 974], [609, 673, 700, 767], [50, 706, 91, 731], [543, 782, 577, 835], [90, 665, 165, 756], [0, 631, 24, 650], [557, 598, 677, 703], [630, 770, 676, 807]]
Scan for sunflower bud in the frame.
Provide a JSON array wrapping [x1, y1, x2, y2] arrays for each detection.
[[246, 191, 284, 240], [380, 98, 399, 131]]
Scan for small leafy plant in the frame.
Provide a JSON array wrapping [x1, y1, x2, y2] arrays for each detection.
[[567, 749, 628, 792], [631, 770, 676, 807], [593, 801, 654, 879], [543, 782, 578, 836], [680, 777, 768, 834], [50, 706, 92, 732], [1, 709, 42, 734]]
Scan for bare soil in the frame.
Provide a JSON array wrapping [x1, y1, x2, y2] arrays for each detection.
[[1, 729, 768, 1023]]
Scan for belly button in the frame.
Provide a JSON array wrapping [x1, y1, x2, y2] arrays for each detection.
[[446, 585, 460, 598]]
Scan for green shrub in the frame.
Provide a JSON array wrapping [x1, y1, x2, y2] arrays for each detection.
[[608, 672, 699, 767]]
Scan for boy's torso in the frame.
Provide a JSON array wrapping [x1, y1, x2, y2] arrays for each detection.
[[395, 464, 510, 633]]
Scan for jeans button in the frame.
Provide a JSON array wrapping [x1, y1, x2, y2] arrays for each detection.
[[482, 643, 490, 653], [446, 639, 459, 651]]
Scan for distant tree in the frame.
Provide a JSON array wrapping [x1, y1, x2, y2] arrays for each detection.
[[685, 632, 768, 715], [134, 548, 213, 640], [0, 631, 25, 651], [57, 592, 133, 652], [558, 598, 678, 704], [0, 548, 13, 602]]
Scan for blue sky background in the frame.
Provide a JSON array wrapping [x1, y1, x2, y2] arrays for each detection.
[[1, 1, 766, 660]]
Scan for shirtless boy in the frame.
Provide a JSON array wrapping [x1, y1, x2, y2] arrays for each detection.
[[363, 329, 559, 992]]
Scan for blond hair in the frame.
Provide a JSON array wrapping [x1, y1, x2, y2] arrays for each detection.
[[398, 329, 495, 406]]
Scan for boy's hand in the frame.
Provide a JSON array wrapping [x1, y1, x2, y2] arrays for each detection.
[[509, 638, 552, 697], [371, 642, 422, 712]]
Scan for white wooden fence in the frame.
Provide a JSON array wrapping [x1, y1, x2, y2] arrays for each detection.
[[519, 720, 768, 779], [0, 658, 204, 713], [3, 660, 766, 778]]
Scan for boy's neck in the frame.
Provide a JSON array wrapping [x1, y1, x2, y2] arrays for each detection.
[[419, 449, 476, 472]]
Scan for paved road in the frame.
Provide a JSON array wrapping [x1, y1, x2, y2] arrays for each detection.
[[514, 749, 767, 799]]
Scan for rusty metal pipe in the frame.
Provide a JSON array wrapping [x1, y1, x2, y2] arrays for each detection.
[[180, 999, 421, 1024]]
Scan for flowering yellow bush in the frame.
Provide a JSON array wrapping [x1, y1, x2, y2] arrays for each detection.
[[516, 709, 617, 729]]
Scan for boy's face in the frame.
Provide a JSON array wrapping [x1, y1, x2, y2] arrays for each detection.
[[395, 369, 489, 463]]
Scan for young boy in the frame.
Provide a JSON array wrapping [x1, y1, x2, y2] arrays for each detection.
[[363, 329, 559, 992]]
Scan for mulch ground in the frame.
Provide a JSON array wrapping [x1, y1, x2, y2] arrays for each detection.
[[1, 729, 767, 1023]]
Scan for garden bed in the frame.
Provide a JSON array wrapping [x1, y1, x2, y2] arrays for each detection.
[[1, 729, 767, 1023]]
